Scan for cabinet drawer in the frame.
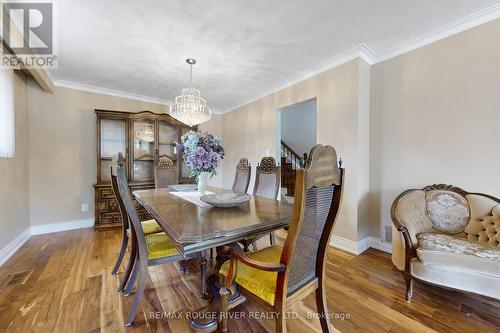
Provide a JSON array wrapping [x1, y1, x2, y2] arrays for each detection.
[[97, 187, 116, 200]]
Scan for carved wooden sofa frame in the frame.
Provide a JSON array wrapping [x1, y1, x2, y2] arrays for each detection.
[[391, 184, 500, 301]]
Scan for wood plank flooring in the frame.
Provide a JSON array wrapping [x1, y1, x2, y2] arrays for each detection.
[[0, 228, 499, 332]]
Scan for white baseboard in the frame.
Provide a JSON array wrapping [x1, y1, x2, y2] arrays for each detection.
[[30, 218, 95, 235], [330, 235, 392, 255], [330, 235, 368, 255], [0, 219, 95, 267], [0, 228, 31, 267], [367, 237, 393, 254]]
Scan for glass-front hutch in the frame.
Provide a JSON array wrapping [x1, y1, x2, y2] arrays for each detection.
[[94, 109, 196, 229]]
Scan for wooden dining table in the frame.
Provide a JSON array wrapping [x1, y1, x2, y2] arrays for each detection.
[[133, 186, 293, 331]]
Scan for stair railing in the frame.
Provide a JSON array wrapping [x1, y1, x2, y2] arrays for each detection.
[[280, 140, 308, 196], [280, 140, 307, 169]]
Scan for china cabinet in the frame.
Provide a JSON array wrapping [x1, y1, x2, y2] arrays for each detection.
[[94, 109, 196, 229]]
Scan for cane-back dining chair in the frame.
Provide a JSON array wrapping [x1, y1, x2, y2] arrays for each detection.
[[247, 156, 281, 247], [110, 154, 163, 278], [115, 162, 206, 326], [253, 156, 280, 199], [219, 144, 344, 333], [232, 158, 251, 193], [154, 158, 177, 189]]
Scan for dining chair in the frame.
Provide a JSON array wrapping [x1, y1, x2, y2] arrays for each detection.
[[111, 153, 163, 278], [154, 158, 177, 189], [115, 161, 207, 326], [219, 144, 344, 333], [253, 156, 280, 199], [232, 158, 251, 193], [244, 156, 280, 248]]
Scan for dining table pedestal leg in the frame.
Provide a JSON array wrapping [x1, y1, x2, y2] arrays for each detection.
[[189, 244, 246, 332], [200, 252, 209, 300]]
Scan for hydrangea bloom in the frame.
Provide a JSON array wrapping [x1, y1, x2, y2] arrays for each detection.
[[177, 131, 224, 177]]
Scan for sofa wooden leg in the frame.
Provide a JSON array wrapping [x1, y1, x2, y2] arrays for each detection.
[[403, 272, 413, 302]]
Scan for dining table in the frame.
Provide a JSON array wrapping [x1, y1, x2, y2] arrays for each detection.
[[133, 186, 293, 331]]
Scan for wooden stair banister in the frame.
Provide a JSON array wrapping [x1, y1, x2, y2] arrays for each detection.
[[280, 140, 307, 196]]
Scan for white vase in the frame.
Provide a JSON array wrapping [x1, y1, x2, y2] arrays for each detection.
[[197, 172, 209, 195]]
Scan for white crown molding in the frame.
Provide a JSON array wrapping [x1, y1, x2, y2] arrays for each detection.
[[373, 3, 500, 63], [53, 79, 226, 115], [223, 44, 375, 113], [358, 44, 376, 65], [54, 79, 173, 106], [30, 218, 95, 235], [0, 228, 31, 267], [210, 109, 224, 115], [330, 235, 392, 255]]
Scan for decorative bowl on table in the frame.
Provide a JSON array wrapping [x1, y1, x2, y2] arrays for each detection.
[[168, 184, 198, 192], [200, 192, 251, 208]]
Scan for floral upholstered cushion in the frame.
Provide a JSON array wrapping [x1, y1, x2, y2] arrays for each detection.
[[416, 233, 500, 277], [417, 233, 500, 262], [425, 190, 470, 234]]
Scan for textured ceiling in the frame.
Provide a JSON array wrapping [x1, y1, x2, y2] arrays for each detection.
[[51, 0, 500, 112]]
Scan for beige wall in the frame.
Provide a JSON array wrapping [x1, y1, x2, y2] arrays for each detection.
[[370, 18, 500, 241], [0, 71, 30, 250], [211, 59, 371, 242], [357, 60, 371, 241], [23, 81, 222, 228], [27, 83, 169, 226]]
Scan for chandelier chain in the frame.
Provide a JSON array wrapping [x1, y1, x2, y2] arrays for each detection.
[[189, 63, 193, 86]]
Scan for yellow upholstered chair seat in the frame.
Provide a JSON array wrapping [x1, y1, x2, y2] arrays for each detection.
[[220, 245, 282, 305], [145, 232, 179, 260], [126, 219, 163, 237], [141, 219, 163, 234]]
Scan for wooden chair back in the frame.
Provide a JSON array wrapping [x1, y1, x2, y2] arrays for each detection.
[[110, 153, 129, 230], [253, 156, 280, 199], [232, 158, 251, 193], [116, 160, 148, 258], [154, 158, 177, 189], [278, 144, 344, 298]]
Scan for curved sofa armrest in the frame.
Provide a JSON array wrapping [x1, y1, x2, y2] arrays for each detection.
[[390, 189, 434, 271]]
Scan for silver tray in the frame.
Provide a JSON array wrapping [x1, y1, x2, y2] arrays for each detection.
[[169, 184, 198, 192], [200, 192, 251, 208]]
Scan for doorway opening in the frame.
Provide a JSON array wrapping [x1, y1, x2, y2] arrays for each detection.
[[276, 98, 317, 200]]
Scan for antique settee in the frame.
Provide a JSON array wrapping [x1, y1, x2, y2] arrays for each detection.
[[391, 184, 500, 301]]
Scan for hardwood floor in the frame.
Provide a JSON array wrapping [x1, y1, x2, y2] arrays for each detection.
[[0, 228, 499, 332]]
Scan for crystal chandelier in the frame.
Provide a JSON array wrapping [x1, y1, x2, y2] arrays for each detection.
[[170, 58, 211, 127]]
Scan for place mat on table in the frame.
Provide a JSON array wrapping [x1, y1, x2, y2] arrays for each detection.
[[170, 191, 215, 207]]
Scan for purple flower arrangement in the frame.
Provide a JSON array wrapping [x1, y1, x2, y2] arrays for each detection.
[[176, 131, 225, 177]]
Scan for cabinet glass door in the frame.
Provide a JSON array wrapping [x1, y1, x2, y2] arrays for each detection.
[[158, 120, 178, 162], [99, 118, 126, 181], [132, 119, 155, 180]]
